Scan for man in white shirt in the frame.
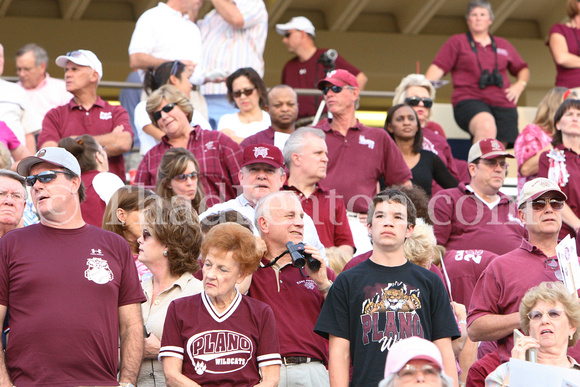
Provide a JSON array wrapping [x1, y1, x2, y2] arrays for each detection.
[[15, 43, 72, 153]]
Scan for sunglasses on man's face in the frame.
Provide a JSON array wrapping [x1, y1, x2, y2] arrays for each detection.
[[322, 85, 344, 95], [404, 96, 433, 108], [153, 103, 176, 122], [530, 198, 565, 211], [233, 88, 256, 98], [173, 171, 199, 182], [25, 170, 70, 186]]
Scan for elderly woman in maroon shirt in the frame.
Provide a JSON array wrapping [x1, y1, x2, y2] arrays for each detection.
[[425, 0, 529, 147]]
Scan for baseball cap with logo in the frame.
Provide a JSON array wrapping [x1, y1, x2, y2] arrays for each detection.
[[467, 138, 514, 163], [317, 69, 359, 90], [241, 143, 284, 169], [17, 147, 82, 177], [382, 337, 449, 380], [275, 17, 316, 37], [55, 50, 103, 80], [517, 177, 567, 208]]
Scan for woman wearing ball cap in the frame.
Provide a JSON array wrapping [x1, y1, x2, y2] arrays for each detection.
[[379, 337, 454, 387]]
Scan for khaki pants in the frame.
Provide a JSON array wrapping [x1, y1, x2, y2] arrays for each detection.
[[279, 361, 330, 387]]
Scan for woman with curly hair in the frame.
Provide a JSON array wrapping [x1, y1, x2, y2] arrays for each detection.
[[137, 198, 203, 386]]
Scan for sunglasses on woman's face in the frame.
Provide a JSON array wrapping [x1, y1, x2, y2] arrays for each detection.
[[142, 229, 152, 241], [173, 171, 199, 181], [527, 308, 565, 322], [233, 88, 256, 98], [25, 170, 70, 186], [153, 103, 176, 121], [404, 96, 433, 108]]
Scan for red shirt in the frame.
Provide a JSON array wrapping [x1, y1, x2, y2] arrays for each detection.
[[284, 184, 354, 249], [134, 127, 243, 207], [467, 239, 580, 363], [430, 183, 526, 255], [39, 97, 133, 180], [240, 127, 275, 148], [442, 249, 497, 307], [424, 121, 446, 139], [316, 119, 412, 213], [248, 260, 336, 364], [431, 34, 528, 108], [282, 48, 361, 118], [548, 24, 580, 88], [80, 170, 106, 227]]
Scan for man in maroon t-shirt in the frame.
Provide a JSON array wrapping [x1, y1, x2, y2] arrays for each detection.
[[240, 85, 298, 150], [0, 147, 145, 386], [275, 17, 367, 121], [467, 177, 580, 384], [247, 191, 335, 387], [430, 138, 525, 255], [283, 127, 355, 256], [38, 50, 133, 181]]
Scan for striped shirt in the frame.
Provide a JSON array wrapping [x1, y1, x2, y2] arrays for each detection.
[[198, 0, 268, 95], [134, 127, 243, 207]]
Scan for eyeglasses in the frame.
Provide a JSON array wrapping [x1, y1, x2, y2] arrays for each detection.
[[396, 364, 441, 382], [173, 171, 199, 181], [322, 85, 344, 95], [142, 229, 152, 241], [479, 159, 508, 170], [25, 170, 70, 186], [545, 258, 564, 281], [233, 88, 256, 98], [404, 96, 434, 108], [0, 191, 24, 202], [528, 308, 565, 322], [153, 103, 176, 121], [530, 198, 565, 211]]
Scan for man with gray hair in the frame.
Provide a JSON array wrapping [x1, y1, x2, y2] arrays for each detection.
[[0, 43, 40, 153], [15, 43, 72, 148], [0, 170, 27, 237], [247, 190, 335, 387], [283, 127, 354, 255], [38, 49, 133, 181]]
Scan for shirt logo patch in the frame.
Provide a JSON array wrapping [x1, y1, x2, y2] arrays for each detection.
[[359, 135, 375, 150], [297, 279, 317, 290], [299, 69, 307, 75], [84, 257, 114, 284], [497, 48, 508, 56], [99, 112, 112, 120], [205, 141, 216, 151], [187, 330, 253, 375]]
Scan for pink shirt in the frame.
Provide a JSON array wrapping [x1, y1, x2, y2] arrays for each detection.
[[431, 34, 528, 108], [514, 123, 552, 192], [17, 74, 72, 129], [0, 121, 21, 150], [316, 119, 412, 213]]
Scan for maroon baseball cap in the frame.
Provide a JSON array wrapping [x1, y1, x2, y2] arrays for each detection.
[[317, 69, 359, 90], [468, 138, 514, 163], [241, 144, 284, 168]]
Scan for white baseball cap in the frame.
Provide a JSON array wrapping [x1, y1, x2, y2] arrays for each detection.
[[276, 17, 316, 37], [17, 147, 81, 177], [518, 177, 567, 208], [55, 49, 103, 80]]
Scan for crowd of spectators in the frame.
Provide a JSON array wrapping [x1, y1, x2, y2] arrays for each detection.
[[0, 0, 580, 386]]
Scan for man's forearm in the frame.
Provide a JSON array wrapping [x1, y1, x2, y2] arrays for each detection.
[[94, 131, 133, 156], [119, 322, 143, 384], [468, 313, 520, 342]]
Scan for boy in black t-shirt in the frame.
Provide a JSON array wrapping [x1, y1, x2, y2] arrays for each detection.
[[315, 189, 459, 386]]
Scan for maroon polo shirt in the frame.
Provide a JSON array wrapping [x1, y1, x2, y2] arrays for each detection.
[[316, 119, 411, 213], [443, 249, 498, 307], [240, 127, 275, 148], [430, 183, 526, 255], [538, 144, 580, 250], [134, 127, 243, 207], [423, 128, 461, 180], [467, 239, 580, 363], [424, 121, 446, 139], [284, 184, 355, 249], [40, 97, 133, 180], [548, 24, 580, 88], [282, 48, 361, 119], [248, 259, 337, 364], [431, 34, 528, 108]]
